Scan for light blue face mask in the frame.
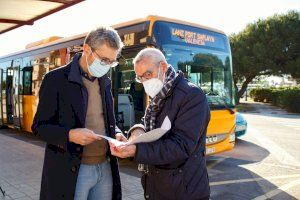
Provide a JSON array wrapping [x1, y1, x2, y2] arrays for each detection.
[[86, 52, 112, 78]]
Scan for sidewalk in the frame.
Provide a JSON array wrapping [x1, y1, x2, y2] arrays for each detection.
[[238, 99, 300, 117], [0, 129, 143, 200]]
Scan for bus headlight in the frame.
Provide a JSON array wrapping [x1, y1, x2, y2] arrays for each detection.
[[206, 133, 227, 145], [229, 133, 235, 143]]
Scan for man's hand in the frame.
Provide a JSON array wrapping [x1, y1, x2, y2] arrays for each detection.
[[69, 128, 98, 146], [115, 132, 128, 142], [109, 143, 136, 158], [129, 128, 145, 142]]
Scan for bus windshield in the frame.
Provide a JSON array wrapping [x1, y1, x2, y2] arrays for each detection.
[[153, 21, 235, 108]]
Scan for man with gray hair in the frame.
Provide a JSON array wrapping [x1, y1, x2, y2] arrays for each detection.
[[110, 48, 211, 200], [32, 27, 125, 200]]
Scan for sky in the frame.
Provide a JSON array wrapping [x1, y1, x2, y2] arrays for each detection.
[[0, 0, 299, 56]]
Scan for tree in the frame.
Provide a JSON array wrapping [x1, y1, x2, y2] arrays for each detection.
[[230, 10, 300, 103]]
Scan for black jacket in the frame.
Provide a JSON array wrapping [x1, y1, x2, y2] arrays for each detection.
[[135, 72, 210, 200], [32, 54, 122, 200]]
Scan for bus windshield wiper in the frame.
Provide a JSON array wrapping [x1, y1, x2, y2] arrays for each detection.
[[207, 91, 235, 114], [215, 97, 235, 114]]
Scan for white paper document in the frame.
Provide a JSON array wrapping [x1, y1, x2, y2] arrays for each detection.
[[96, 135, 125, 147], [97, 116, 171, 147]]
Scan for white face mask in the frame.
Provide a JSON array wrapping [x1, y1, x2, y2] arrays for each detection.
[[86, 49, 116, 78], [142, 67, 164, 98], [87, 56, 111, 78]]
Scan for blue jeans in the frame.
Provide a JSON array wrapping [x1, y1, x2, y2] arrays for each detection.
[[74, 160, 113, 200]]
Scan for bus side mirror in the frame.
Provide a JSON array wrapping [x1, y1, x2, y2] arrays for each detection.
[[145, 36, 156, 46]]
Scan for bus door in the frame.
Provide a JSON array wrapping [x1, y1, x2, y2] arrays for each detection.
[[6, 63, 22, 128], [21, 66, 33, 132], [112, 47, 146, 131], [12, 64, 21, 128], [6, 67, 14, 125], [0, 69, 3, 126], [1, 69, 8, 125]]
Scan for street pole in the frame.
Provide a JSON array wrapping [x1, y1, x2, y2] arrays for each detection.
[[245, 86, 248, 101]]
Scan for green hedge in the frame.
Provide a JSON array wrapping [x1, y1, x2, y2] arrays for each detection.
[[250, 87, 300, 113]]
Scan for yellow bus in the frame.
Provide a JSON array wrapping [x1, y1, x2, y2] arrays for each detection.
[[0, 15, 235, 155]]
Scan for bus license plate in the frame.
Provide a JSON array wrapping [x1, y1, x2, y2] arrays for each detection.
[[206, 147, 215, 155]]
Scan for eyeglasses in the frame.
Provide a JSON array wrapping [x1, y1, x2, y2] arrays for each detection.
[[135, 61, 163, 83], [92, 51, 119, 67], [135, 70, 155, 83]]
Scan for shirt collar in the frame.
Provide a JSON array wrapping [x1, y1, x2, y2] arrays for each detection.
[[78, 61, 97, 82], [68, 53, 83, 85], [68, 52, 96, 84]]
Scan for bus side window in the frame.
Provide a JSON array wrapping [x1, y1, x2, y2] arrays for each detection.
[[22, 67, 33, 95]]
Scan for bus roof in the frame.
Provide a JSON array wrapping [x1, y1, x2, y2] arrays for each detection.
[[112, 15, 226, 35], [0, 15, 226, 61]]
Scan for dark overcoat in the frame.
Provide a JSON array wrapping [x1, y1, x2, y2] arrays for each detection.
[[32, 54, 122, 200], [135, 72, 211, 200]]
